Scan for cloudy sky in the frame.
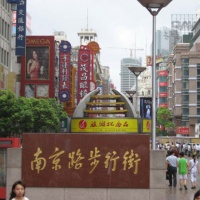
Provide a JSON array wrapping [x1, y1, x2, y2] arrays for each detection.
[[26, 0, 200, 90]]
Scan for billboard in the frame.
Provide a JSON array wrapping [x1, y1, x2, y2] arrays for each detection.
[[21, 36, 55, 98], [77, 45, 91, 103], [171, 14, 200, 46], [58, 41, 72, 102], [140, 97, 152, 119], [71, 118, 138, 133], [15, 0, 26, 55]]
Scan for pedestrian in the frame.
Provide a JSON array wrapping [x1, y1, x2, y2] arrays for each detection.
[[189, 154, 199, 189], [178, 152, 188, 191], [166, 150, 178, 188], [193, 189, 200, 200], [9, 180, 30, 200], [174, 147, 180, 157]]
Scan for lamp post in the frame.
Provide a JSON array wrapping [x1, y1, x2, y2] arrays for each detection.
[[137, 0, 172, 150], [125, 90, 136, 104], [128, 67, 146, 117]]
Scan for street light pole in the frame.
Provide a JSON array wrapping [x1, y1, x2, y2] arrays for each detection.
[[137, 0, 172, 150], [128, 67, 146, 117]]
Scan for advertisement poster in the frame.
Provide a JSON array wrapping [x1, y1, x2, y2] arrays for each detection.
[[26, 47, 49, 80], [20, 36, 55, 98], [140, 97, 152, 119]]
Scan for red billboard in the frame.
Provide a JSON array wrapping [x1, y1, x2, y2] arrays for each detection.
[[77, 45, 91, 103], [159, 82, 168, 86], [159, 92, 168, 97], [21, 36, 55, 98], [158, 70, 168, 76], [176, 126, 189, 135], [58, 41, 72, 102]]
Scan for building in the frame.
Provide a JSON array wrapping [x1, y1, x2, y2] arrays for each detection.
[[156, 27, 171, 56], [167, 17, 200, 136], [0, 1, 12, 92], [120, 58, 141, 94], [170, 13, 200, 52], [157, 60, 168, 108]]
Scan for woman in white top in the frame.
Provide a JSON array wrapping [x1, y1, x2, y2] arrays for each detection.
[[189, 154, 199, 189], [9, 180, 30, 200]]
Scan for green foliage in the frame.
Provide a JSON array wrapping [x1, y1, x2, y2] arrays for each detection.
[[0, 90, 68, 137], [157, 107, 175, 135], [0, 90, 16, 137]]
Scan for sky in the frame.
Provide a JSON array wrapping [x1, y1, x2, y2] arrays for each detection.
[[26, 0, 200, 90]]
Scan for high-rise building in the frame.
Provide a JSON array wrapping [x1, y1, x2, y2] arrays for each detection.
[[156, 27, 171, 56], [0, 1, 12, 91], [120, 58, 140, 94], [167, 17, 200, 136]]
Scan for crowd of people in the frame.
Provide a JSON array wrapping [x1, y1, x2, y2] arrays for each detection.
[[157, 141, 200, 158], [166, 144, 200, 192]]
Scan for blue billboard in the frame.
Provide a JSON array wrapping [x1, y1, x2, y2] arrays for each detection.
[[15, 0, 26, 55]]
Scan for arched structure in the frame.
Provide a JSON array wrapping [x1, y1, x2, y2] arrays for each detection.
[[73, 89, 136, 118]]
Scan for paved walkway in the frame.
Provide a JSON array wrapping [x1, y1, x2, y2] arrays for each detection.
[[166, 157, 200, 200]]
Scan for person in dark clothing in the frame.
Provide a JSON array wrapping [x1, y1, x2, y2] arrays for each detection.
[[166, 150, 178, 187]]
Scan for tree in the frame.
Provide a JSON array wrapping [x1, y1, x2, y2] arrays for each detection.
[[157, 107, 175, 135], [0, 90, 68, 137], [0, 90, 16, 137]]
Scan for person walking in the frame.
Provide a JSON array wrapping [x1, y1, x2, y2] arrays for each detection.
[[189, 154, 199, 189], [166, 150, 178, 188], [178, 152, 188, 191]]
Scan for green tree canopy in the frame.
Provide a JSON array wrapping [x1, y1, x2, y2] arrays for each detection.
[[0, 90, 68, 137], [157, 107, 175, 135]]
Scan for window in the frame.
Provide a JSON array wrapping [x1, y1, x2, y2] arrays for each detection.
[[182, 108, 189, 115], [197, 108, 200, 115], [160, 86, 168, 92], [197, 81, 200, 89], [159, 76, 167, 82], [182, 82, 188, 89], [183, 68, 189, 76], [159, 97, 167, 103], [182, 94, 189, 102], [1, 49, 3, 63]]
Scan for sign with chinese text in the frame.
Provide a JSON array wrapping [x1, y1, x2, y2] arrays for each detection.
[[176, 126, 189, 135], [71, 118, 138, 133], [77, 45, 91, 103], [15, 0, 26, 55], [22, 133, 150, 188], [59, 41, 72, 102], [142, 119, 151, 133]]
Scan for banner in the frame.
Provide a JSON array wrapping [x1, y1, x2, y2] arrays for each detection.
[[59, 41, 72, 102], [15, 0, 26, 55], [77, 45, 91, 103]]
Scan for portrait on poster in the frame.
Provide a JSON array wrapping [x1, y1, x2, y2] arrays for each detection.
[[26, 47, 49, 80]]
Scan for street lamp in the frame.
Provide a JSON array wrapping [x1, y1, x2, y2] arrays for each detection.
[[125, 90, 136, 104], [137, 0, 172, 150], [128, 66, 146, 117]]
